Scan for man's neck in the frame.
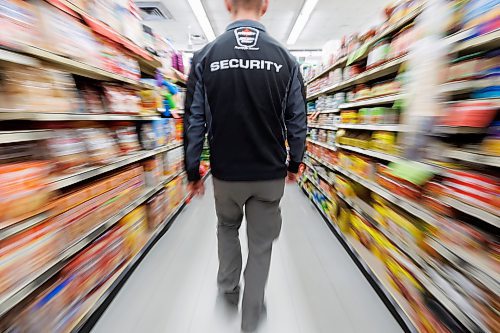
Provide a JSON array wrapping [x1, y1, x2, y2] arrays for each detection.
[[231, 10, 260, 22]]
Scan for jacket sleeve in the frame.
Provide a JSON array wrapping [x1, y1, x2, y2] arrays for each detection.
[[183, 53, 207, 181], [285, 63, 308, 173]]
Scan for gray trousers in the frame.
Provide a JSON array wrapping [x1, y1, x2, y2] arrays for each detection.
[[213, 177, 285, 325]]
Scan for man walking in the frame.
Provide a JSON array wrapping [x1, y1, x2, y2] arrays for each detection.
[[183, 0, 307, 331]]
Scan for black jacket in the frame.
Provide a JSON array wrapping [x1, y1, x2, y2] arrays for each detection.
[[184, 20, 307, 181]]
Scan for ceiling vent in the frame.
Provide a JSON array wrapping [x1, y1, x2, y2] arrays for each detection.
[[136, 1, 173, 21], [189, 34, 206, 45]]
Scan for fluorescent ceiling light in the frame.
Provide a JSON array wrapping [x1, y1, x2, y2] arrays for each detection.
[[186, 0, 216, 42], [287, 0, 319, 45]]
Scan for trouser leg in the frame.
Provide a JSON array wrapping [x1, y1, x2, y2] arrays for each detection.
[[213, 178, 245, 293], [242, 179, 285, 330]]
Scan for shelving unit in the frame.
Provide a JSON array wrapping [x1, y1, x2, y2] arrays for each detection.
[[0, 1, 193, 331], [0, 169, 191, 318], [302, 3, 499, 332], [302, 154, 489, 332]]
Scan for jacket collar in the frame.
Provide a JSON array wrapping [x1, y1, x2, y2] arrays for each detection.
[[226, 19, 266, 32]]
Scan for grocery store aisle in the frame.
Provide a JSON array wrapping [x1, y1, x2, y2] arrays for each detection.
[[92, 179, 402, 333]]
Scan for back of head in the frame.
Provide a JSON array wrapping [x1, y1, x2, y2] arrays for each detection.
[[225, 0, 269, 19]]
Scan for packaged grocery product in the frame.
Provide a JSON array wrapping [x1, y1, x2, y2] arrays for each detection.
[[367, 38, 391, 69], [481, 121, 500, 155], [103, 84, 141, 115], [443, 170, 499, 214], [35, 0, 102, 66], [147, 192, 166, 230], [79, 127, 119, 165], [144, 156, 163, 187], [138, 89, 163, 114], [447, 53, 484, 82], [138, 122, 157, 150], [0, 161, 52, 223], [0, 63, 78, 113], [8, 225, 131, 333], [45, 129, 88, 173], [112, 123, 141, 155], [119, 206, 148, 255], [439, 99, 497, 128], [0, 0, 41, 48], [0, 219, 63, 298], [371, 131, 397, 153], [388, 24, 416, 59], [77, 82, 106, 114]]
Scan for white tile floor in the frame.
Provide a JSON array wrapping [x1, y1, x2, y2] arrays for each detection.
[[92, 179, 403, 333]]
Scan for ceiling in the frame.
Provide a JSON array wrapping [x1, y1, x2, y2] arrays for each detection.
[[136, 0, 389, 51]]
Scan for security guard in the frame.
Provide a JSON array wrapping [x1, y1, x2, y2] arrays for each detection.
[[184, 0, 307, 331]]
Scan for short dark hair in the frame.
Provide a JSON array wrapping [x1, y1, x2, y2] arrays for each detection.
[[232, 0, 263, 11]]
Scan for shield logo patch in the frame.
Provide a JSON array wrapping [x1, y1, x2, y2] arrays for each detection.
[[234, 27, 260, 50]]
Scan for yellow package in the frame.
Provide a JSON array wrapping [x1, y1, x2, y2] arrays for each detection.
[[120, 206, 148, 255], [337, 207, 351, 234]]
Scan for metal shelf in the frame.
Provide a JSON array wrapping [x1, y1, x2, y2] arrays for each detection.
[[443, 149, 500, 168], [0, 48, 41, 67], [339, 94, 404, 109], [441, 196, 499, 228], [452, 30, 500, 54], [0, 45, 148, 89], [0, 212, 50, 243], [427, 239, 499, 294], [0, 130, 54, 144], [306, 153, 338, 172], [317, 109, 340, 114], [439, 77, 499, 95], [336, 124, 403, 132], [433, 126, 488, 135], [307, 58, 406, 100], [336, 144, 403, 163], [305, 56, 348, 84], [0, 112, 160, 121], [306, 90, 324, 100], [307, 139, 337, 151], [50, 143, 182, 190], [308, 124, 337, 131], [334, 56, 408, 93], [411, 263, 487, 333]]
